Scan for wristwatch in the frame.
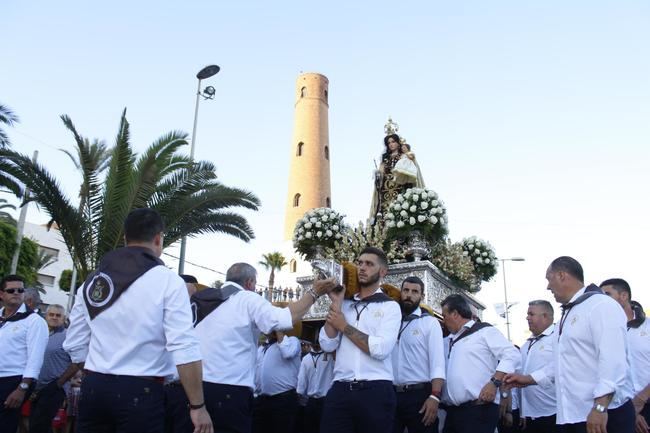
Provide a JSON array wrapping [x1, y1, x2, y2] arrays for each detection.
[[593, 403, 607, 413], [18, 382, 29, 391], [490, 377, 503, 388]]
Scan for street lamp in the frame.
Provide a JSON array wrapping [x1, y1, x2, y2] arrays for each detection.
[[178, 65, 220, 274], [500, 257, 525, 341]]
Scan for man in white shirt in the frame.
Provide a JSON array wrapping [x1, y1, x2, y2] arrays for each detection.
[[440, 294, 520, 433], [319, 246, 402, 433], [0, 274, 48, 433], [64, 208, 212, 433], [518, 300, 557, 433], [600, 278, 650, 433], [193, 262, 337, 433], [505, 256, 635, 433], [252, 330, 301, 433], [297, 341, 335, 433], [391, 276, 445, 433]]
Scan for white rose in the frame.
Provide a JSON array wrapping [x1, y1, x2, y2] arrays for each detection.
[[401, 202, 409, 210], [484, 259, 491, 264], [326, 230, 333, 237], [476, 257, 484, 264], [435, 207, 442, 214], [420, 191, 428, 199], [431, 200, 439, 206], [386, 213, 394, 219], [421, 202, 428, 209], [305, 222, 312, 229], [315, 222, 322, 228], [305, 232, 312, 239], [316, 231, 322, 238], [310, 217, 317, 223], [409, 205, 417, 212], [430, 216, 438, 224], [318, 209, 325, 215], [412, 194, 419, 201], [394, 204, 402, 211], [335, 233, 342, 239], [417, 215, 426, 222], [397, 221, 405, 228], [482, 252, 488, 257], [409, 217, 416, 225], [387, 221, 396, 228], [397, 195, 405, 202], [400, 210, 408, 217], [332, 225, 339, 231], [468, 244, 474, 250], [322, 215, 328, 221], [474, 250, 481, 256], [463, 251, 469, 256], [298, 235, 304, 241]]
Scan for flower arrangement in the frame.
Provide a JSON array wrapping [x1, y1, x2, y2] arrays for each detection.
[[384, 187, 448, 243], [462, 236, 498, 282], [293, 208, 346, 260], [332, 216, 406, 264], [431, 241, 478, 291]]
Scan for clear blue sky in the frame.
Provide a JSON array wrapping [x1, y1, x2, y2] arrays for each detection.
[[3, 0, 649, 343]]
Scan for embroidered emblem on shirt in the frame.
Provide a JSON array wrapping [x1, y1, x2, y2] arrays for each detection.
[[374, 311, 384, 318], [85, 272, 115, 308], [571, 316, 578, 325], [412, 329, 420, 335]]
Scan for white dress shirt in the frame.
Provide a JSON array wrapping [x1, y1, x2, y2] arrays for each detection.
[[297, 351, 335, 398], [0, 304, 48, 379], [519, 324, 556, 418], [64, 266, 202, 376], [531, 287, 634, 425], [391, 307, 445, 385], [194, 282, 293, 390], [442, 320, 520, 406], [319, 288, 401, 382], [259, 336, 301, 395], [627, 315, 650, 395]]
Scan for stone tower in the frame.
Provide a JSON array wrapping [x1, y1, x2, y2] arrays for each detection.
[[283, 73, 332, 240]]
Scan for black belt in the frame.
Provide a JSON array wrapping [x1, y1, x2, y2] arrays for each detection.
[[165, 380, 182, 387], [394, 382, 429, 393], [335, 380, 392, 391], [442, 399, 490, 410], [259, 388, 296, 399], [85, 370, 164, 384]]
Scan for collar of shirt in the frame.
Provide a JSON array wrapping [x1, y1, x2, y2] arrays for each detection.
[[0, 303, 27, 318], [530, 323, 555, 339], [566, 286, 587, 304], [449, 320, 475, 339], [352, 287, 383, 301], [223, 281, 247, 292]]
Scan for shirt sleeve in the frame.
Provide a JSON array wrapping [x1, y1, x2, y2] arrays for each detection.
[[163, 274, 202, 366], [22, 315, 49, 379], [297, 356, 310, 396], [319, 325, 341, 353], [367, 301, 401, 361], [427, 317, 446, 380], [248, 294, 293, 334], [63, 287, 92, 364], [278, 336, 300, 359], [590, 300, 629, 398], [485, 327, 520, 374]]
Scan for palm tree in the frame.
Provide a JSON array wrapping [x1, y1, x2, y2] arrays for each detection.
[[0, 109, 260, 280], [259, 252, 288, 294], [0, 198, 15, 223], [0, 103, 21, 196]]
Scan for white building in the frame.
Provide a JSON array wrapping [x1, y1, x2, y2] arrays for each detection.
[[23, 221, 73, 307]]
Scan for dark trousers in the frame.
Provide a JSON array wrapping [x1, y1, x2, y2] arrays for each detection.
[[320, 380, 396, 433], [76, 372, 165, 433], [442, 403, 499, 433], [0, 376, 23, 433], [523, 414, 556, 433], [303, 397, 325, 433], [497, 409, 520, 433], [556, 399, 635, 433], [30, 381, 67, 433], [164, 383, 192, 433], [252, 389, 298, 433], [204, 382, 254, 433], [642, 402, 650, 425], [393, 386, 438, 433]]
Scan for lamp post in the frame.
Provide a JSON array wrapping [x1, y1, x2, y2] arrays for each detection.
[[500, 257, 525, 341], [178, 65, 220, 274]]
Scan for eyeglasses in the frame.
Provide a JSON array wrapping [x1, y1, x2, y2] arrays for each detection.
[[2, 288, 25, 294]]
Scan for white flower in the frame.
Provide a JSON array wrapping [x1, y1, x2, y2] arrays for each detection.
[[298, 227, 304, 234], [476, 257, 484, 264], [417, 215, 426, 222], [322, 215, 329, 221], [298, 235, 304, 241], [326, 230, 333, 237], [318, 209, 325, 215], [335, 233, 342, 239], [305, 222, 313, 229], [332, 225, 339, 231], [397, 195, 405, 202], [305, 232, 312, 239], [412, 194, 419, 201], [468, 244, 474, 250], [409, 217, 416, 225], [401, 202, 409, 210], [387, 220, 396, 228], [400, 210, 408, 217], [430, 216, 438, 224], [421, 202, 428, 209], [394, 204, 402, 211], [463, 251, 469, 256], [397, 221, 405, 228], [484, 259, 491, 264], [474, 250, 481, 256], [420, 191, 428, 199], [316, 231, 322, 238], [310, 217, 317, 223], [436, 207, 442, 214], [315, 222, 322, 228], [386, 213, 394, 220], [482, 252, 488, 257], [431, 200, 439, 206], [409, 205, 417, 212]]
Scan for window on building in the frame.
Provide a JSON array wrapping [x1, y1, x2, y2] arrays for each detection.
[[293, 193, 301, 207], [297, 142, 304, 156], [289, 259, 297, 273], [324, 89, 328, 101], [324, 146, 329, 160], [39, 246, 59, 260], [37, 274, 55, 287], [300, 87, 307, 98], [326, 197, 331, 207]]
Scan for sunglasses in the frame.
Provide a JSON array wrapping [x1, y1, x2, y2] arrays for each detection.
[[2, 288, 25, 294]]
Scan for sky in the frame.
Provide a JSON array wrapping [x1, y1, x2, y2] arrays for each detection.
[[2, 0, 649, 344]]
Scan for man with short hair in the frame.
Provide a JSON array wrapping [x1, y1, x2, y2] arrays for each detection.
[[518, 300, 557, 433], [192, 262, 337, 433], [23, 287, 42, 314], [505, 256, 635, 433], [29, 304, 79, 433], [297, 340, 335, 433], [319, 246, 402, 433], [440, 294, 520, 433], [180, 274, 200, 298], [601, 278, 650, 433], [63, 208, 212, 433], [0, 275, 48, 433], [392, 276, 445, 433]]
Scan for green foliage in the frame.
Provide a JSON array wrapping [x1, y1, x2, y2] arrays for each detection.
[[0, 220, 39, 286], [259, 252, 288, 290], [58, 269, 83, 293]]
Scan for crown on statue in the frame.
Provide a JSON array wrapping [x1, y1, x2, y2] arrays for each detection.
[[384, 117, 407, 144]]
